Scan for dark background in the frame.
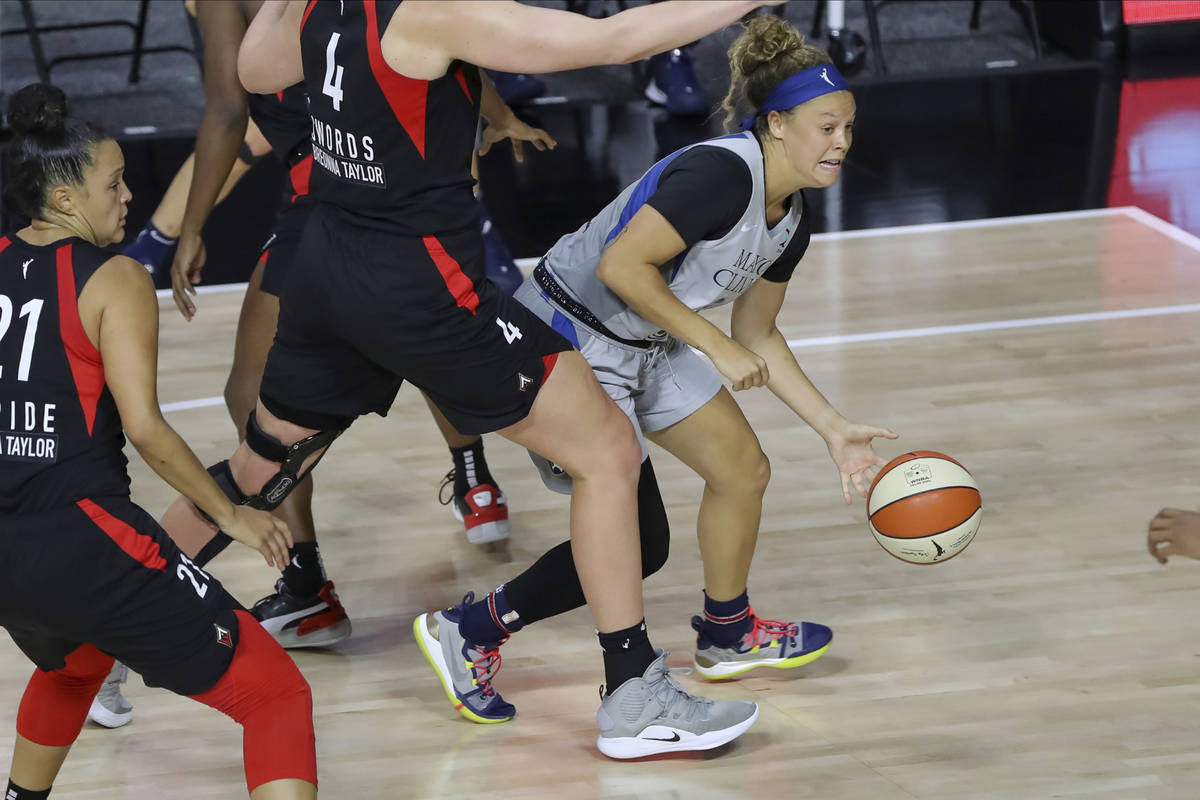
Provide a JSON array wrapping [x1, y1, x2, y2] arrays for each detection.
[[2, 0, 1198, 288]]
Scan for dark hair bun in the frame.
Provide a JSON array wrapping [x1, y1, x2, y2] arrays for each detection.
[[7, 83, 69, 138]]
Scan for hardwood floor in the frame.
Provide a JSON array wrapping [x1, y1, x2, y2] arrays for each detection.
[[4, 208, 1200, 798]]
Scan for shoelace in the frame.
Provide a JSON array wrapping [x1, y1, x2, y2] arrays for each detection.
[[743, 609, 800, 650], [438, 469, 457, 506], [647, 664, 712, 724], [466, 636, 508, 698]]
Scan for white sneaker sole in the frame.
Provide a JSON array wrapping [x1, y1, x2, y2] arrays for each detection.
[[87, 697, 133, 728], [259, 605, 352, 649], [694, 638, 833, 679], [596, 703, 760, 759], [449, 500, 511, 543]]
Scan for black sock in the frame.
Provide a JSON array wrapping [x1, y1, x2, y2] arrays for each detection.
[[281, 541, 327, 598], [598, 620, 655, 693], [6, 780, 51, 799], [450, 439, 497, 497]]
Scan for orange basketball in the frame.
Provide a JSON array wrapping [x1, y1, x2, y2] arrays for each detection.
[[866, 450, 981, 564]]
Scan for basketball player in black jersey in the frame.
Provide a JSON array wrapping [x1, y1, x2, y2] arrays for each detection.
[[0, 84, 316, 799], [152, 0, 784, 757], [160, 0, 560, 656]]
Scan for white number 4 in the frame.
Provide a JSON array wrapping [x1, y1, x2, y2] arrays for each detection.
[[496, 318, 523, 344], [323, 32, 345, 110]]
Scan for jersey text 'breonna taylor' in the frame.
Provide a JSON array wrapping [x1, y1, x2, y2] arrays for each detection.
[[299, 0, 481, 235], [542, 131, 811, 342]]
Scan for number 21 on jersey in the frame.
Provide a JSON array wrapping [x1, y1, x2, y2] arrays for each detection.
[[0, 294, 43, 381]]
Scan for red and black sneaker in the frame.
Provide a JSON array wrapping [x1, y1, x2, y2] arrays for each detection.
[[251, 579, 352, 649], [440, 469, 511, 544]]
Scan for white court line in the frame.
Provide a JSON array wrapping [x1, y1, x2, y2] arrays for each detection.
[[784, 303, 1200, 349], [160, 302, 1200, 414], [512, 207, 1131, 269], [1119, 207, 1200, 253], [188, 206, 1200, 278], [158, 207, 1200, 413], [160, 396, 227, 413], [155, 281, 248, 301]]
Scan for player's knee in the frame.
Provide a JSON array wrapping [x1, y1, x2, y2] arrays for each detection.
[[16, 645, 114, 747], [594, 410, 642, 484], [638, 458, 670, 577], [713, 444, 770, 498], [193, 612, 316, 791]]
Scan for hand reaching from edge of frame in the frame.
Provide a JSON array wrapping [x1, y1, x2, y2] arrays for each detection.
[[1147, 506, 1200, 564]]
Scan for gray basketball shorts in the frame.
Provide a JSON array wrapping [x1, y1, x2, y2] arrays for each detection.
[[513, 280, 722, 459]]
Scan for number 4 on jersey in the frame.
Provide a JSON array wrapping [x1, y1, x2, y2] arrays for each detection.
[[323, 32, 345, 110], [496, 318, 523, 344]]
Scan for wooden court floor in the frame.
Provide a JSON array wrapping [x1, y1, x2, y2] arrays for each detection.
[[4, 207, 1200, 798]]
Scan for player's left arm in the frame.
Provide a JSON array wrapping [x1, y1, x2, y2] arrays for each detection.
[[732, 278, 897, 502]]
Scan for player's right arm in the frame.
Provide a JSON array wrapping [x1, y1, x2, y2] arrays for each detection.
[[79, 256, 293, 568], [386, 1, 779, 80]]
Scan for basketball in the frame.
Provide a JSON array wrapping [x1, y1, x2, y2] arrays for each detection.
[[866, 451, 981, 564]]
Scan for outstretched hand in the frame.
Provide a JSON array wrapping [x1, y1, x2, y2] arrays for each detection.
[[479, 115, 556, 163], [1147, 506, 1200, 564], [826, 421, 900, 504]]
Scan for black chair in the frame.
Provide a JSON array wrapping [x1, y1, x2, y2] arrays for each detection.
[[812, 0, 1043, 76], [1, 0, 201, 85]]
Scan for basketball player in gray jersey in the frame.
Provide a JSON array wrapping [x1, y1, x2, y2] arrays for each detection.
[[420, 16, 898, 743]]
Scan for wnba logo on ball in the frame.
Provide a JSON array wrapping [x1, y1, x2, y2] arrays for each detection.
[[903, 463, 932, 487], [867, 451, 981, 565]]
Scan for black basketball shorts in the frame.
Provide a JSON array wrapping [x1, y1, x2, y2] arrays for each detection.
[[261, 206, 572, 435], [0, 496, 242, 696], [257, 200, 311, 298]]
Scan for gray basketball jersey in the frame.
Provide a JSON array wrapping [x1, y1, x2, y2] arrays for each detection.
[[542, 132, 805, 341]]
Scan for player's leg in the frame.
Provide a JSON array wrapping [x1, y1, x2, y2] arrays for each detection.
[[423, 392, 511, 544], [5, 641, 113, 796], [646, 383, 833, 679], [508, 364, 759, 758], [411, 279, 756, 755], [224, 252, 349, 649]]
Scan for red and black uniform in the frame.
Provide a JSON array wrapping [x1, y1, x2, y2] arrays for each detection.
[[260, 0, 569, 434], [0, 234, 242, 696], [247, 82, 314, 297]]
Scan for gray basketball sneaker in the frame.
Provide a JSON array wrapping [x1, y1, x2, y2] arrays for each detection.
[[596, 650, 759, 759], [413, 593, 515, 724], [87, 661, 133, 728]]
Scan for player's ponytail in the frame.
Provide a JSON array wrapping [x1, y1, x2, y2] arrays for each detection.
[[721, 14, 834, 135], [3, 83, 111, 219]]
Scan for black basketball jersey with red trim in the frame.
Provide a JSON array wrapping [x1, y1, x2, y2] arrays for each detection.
[[247, 82, 315, 200], [0, 235, 129, 515], [300, 0, 481, 234]]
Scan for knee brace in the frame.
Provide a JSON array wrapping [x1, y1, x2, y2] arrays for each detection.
[[638, 457, 670, 577], [241, 409, 343, 510], [205, 410, 344, 517], [17, 644, 114, 747], [191, 610, 316, 792]]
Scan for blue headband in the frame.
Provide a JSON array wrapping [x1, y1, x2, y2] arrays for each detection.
[[740, 63, 850, 131]]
